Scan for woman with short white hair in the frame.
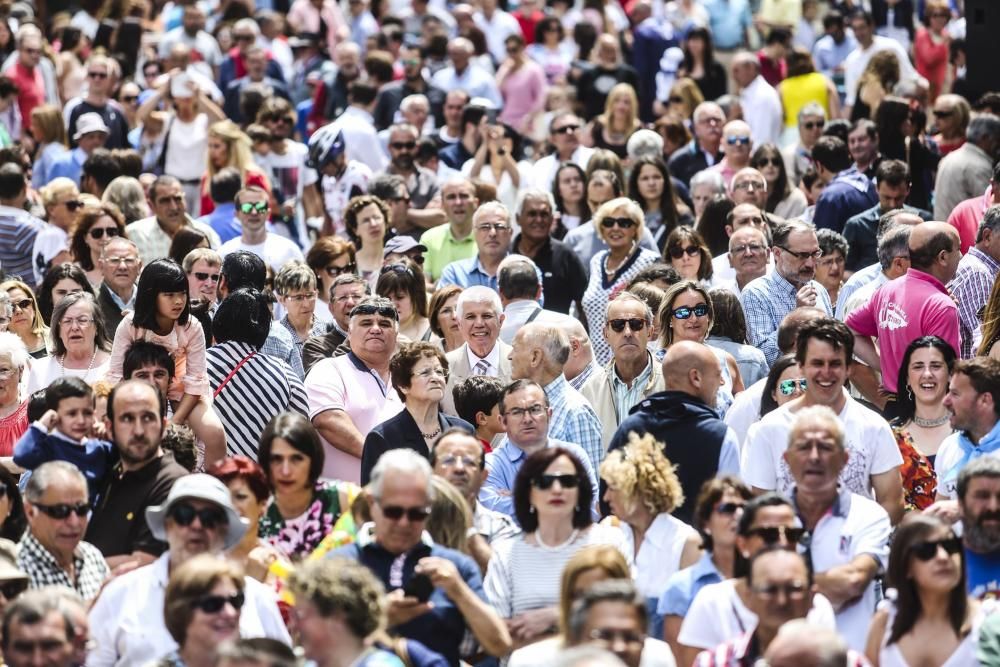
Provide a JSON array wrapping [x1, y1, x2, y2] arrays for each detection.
[[0, 332, 30, 458]]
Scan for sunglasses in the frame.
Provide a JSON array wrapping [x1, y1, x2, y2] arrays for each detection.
[[239, 202, 269, 214], [379, 504, 431, 522], [553, 124, 580, 134], [89, 227, 120, 240], [672, 303, 709, 319], [608, 318, 646, 333], [390, 141, 417, 150], [193, 592, 245, 614], [351, 303, 399, 320], [88, 71, 108, 79], [121, 95, 138, 103], [726, 136, 751, 146], [325, 263, 357, 276], [801, 121, 823, 130], [779, 378, 807, 396], [746, 525, 807, 545], [0, 579, 27, 600], [714, 502, 745, 515], [194, 272, 220, 283], [669, 95, 684, 104], [532, 473, 580, 490], [754, 157, 782, 168], [168, 502, 227, 529], [380, 263, 413, 277], [33, 502, 91, 519], [10, 299, 31, 312], [601, 217, 637, 229], [63, 200, 83, 211], [668, 245, 700, 259], [933, 109, 954, 117], [910, 536, 962, 561]]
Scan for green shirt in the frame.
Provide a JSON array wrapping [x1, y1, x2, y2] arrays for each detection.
[[419, 223, 477, 282]]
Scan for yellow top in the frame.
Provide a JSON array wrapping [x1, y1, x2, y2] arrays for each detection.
[[778, 72, 830, 128]]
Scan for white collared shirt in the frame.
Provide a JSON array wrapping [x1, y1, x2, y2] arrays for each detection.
[[466, 341, 502, 377], [620, 513, 698, 599]]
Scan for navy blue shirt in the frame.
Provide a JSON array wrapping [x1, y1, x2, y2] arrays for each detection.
[[812, 168, 879, 234]]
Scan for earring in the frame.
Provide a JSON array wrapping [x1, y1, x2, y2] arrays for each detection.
[[529, 505, 536, 514], [907, 385, 913, 401]]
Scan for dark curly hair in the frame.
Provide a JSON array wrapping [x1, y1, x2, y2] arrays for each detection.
[[389, 342, 448, 403], [343, 195, 391, 249], [69, 203, 127, 271]]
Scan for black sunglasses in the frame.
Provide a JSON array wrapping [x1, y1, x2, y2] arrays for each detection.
[[89, 227, 120, 240], [608, 318, 646, 333], [714, 502, 745, 515], [33, 502, 90, 519], [754, 157, 783, 168], [10, 299, 31, 312], [668, 245, 700, 259], [532, 474, 580, 490], [601, 217, 637, 229], [193, 592, 245, 614], [194, 272, 220, 282], [390, 141, 417, 150], [64, 200, 83, 211], [380, 263, 413, 277], [801, 121, 823, 130], [746, 525, 807, 545], [325, 263, 357, 276], [910, 536, 962, 561], [168, 502, 227, 529], [379, 504, 431, 522], [672, 304, 709, 319], [552, 124, 580, 134], [351, 303, 399, 320], [0, 579, 27, 600]]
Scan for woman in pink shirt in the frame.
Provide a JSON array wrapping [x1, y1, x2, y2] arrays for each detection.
[[498, 34, 548, 135]]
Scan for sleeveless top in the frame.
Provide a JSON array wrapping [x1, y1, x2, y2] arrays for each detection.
[[779, 72, 830, 128], [879, 602, 984, 667], [590, 119, 630, 159]]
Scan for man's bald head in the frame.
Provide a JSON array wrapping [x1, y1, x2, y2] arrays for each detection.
[[662, 341, 722, 407], [777, 307, 827, 354], [908, 220, 961, 281]]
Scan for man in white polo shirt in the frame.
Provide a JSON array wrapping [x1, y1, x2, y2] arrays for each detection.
[[219, 186, 304, 273], [785, 405, 890, 652], [742, 318, 904, 525], [305, 296, 403, 483]]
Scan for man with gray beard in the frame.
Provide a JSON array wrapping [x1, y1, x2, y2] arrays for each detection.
[[957, 456, 1000, 599]]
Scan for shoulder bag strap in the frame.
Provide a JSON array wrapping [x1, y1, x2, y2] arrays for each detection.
[[212, 350, 257, 399]]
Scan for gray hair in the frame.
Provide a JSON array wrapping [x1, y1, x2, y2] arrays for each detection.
[[788, 405, 845, 452], [566, 580, 646, 645], [0, 331, 28, 371], [100, 236, 141, 260], [977, 205, 1000, 243], [553, 647, 628, 667], [274, 260, 317, 295], [232, 17, 260, 36], [816, 228, 848, 258], [25, 461, 88, 503], [102, 176, 150, 224], [604, 291, 653, 323], [498, 254, 540, 300], [456, 285, 503, 318], [877, 224, 912, 271], [690, 169, 726, 195], [769, 620, 849, 667], [472, 201, 511, 228], [798, 102, 827, 124], [967, 113, 1000, 144], [0, 292, 9, 322], [523, 322, 570, 366], [388, 123, 419, 140], [957, 455, 1000, 501], [692, 102, 723, 125], [1, 590, 75, 651], [771, 219, 816, 248], [400, 94, 429, 113], [514, 188, 556, 218], [368, 449, 435, 502], [625, 129, 663, 161]]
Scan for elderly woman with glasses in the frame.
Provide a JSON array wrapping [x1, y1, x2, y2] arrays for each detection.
[[0, 333, 29, 460], [26, 292, 110, 395], [274, 261, 327, 357], [305, 236, 357, 324], [375, 259, 431, 342], [0, 281, 46, 359], [361, 342, 472, 485], [580, 197, 661, 365]]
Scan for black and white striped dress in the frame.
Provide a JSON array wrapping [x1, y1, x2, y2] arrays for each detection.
[[207, 340, 309, 460]]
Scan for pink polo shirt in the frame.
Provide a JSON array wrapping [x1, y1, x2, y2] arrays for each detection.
[[948, 186, 993, 254], [846, 269, 961, 393]]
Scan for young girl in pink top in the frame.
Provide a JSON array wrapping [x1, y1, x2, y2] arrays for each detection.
[[107, 258, 226, 465]]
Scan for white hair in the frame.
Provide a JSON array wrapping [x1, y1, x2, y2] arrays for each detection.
[[514, 188, 556, 218], [456, 285, 502, 318], [369, 449, 435, 501], [472, 201, 511, 227], [0, 331, 29, 370], [788, 405, 845, 451], [233, 18, 260, 36], [400, 94, 430, 112], [626, 129, 664, 160], [690, 168, 727, 194]]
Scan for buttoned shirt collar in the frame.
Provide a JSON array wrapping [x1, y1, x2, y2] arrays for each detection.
[[466, 339, 501, 371]]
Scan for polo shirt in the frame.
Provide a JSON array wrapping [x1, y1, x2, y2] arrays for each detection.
[[792, 487, 891, 651], [331, 524, 487, 667], [513, 234, 588, 315], [845, 268, 961, 393], [812, 168, 879, 234], [305, 351, 403, 483], [85, 451, 189, 558], [419, 223, 477, 282]]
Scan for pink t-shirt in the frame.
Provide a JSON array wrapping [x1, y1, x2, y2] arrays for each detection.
[[498, 61, 547, 131], [845, 269, 961, 393], [305, 353, 403, 483], [948, 187, 992, 254]]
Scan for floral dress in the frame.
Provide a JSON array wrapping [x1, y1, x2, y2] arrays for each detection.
[[258, 479, 360, 560], [892, 425, 938, 512]]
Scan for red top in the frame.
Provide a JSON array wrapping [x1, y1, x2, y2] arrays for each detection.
[[948, 186, 993, 254], [199, 169, 272, 216], [8, 63, 45, 134], [915, 27, 949, 97]]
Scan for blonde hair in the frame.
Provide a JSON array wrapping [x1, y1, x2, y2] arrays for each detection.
[[600, 83, 640, 136], [0, 279, 47, 340], [558, 546, 630, 634], [426, 476, 472, 553], [39, 178, 78, 209], [592, 197, 645, 244], [205, 120, 257, 191], [31, 105, 68, 146], [600, 432, 685, 516], [668, 78, 705, 121]]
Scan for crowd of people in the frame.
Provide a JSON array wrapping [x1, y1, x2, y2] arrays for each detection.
[[0, 0, 999, 665]]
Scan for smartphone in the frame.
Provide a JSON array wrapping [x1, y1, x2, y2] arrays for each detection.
[[403, 573, 434, 603], [486, 108, 498, 125]]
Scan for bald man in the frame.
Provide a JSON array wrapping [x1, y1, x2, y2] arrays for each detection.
[[607, 341, 740, 522], [712, 120, 754, 187], [847, 221, 962, 405]]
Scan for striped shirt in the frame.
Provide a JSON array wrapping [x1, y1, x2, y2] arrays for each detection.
[[948, 246, 1000, 358], [741, 270, 832, 365], [207, 340, 309, 459], [0, 205, 41, 282]]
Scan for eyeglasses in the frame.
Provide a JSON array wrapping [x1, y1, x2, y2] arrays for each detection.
[[194, 272, 220, 282], [60, 316, 94, 329], [726, 135, 751, 146], [801, 121, 823, 130], [33, 502, 91, 519], [63, 200, 83, 211], [89, 227, 120, 240], [746, 525, 807, 545], [607, 318, 646, 333], [88, 71, 108, 79], [378, 503, 431, 522], [121, 95, 138, 103], [475, 223, 511, 233], [239, 201, 269, 214], [672, 304, 709, 319], [10, 299, 31, 312], [351, 303, 399, 320], [910, 536, 962, 561], [778, 378, 807, 396], [105, 256, 138, 267], [390, 141, 417, 150], [668, 245, 700, 259], [754, 157, 782, 168], [284, 291, 317, 303], [414, 367, 448, 380], [552, 124, 580, 134], [438, 454, 479, 469], [733, 180, 766, 191], [731, 243, 766, 255], [588, 628, 644, 647], [668, 95, 684, 104], [600, 217, 637, 229], [22, 47, 41, 56], [0, 579, 27, 600], [168, 502, 228, 529], [933, 109, 954, 117], [325, 263, 357, 277], [778, 246, 823, 261], [380, 263, 413, 277], [192, 592, 245, 614], [532, 473, 580, 490], [751, 581, 809, 600], [714, 501, 745, 515], [505, 404, 546, 419]]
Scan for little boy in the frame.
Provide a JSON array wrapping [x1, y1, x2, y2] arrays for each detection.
[[14, 377, 114, 501], [452, 376, 506, 453]]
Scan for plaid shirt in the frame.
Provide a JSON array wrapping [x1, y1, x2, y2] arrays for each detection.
[[544, 374, 605, 469], [741, 270, 832, 365], [948, 246, 1000, 358], [17, 533, 109, 601], [263, 321, 305, 379]]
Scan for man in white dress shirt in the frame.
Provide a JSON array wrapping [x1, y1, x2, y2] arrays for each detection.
[[529, 112, 595, 191], [321, 80, 387, 173], [731, 52, 783, 147]]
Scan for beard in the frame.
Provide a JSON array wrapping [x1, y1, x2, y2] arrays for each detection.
[[964, 511, 1000, 552]]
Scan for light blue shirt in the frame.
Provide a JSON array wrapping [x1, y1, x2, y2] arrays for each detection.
[[812, 33, 858, 81], [47, 147, 87, 186], [719, 428, 742, 475], [438, 255, 499, 291], [741, 270, 833, 365], [657, 551, 723, 617], [835, 262, 884, 320], [32, 143, 69, 189], [197, 202, 242, 244], [702, 0, 751, 49]]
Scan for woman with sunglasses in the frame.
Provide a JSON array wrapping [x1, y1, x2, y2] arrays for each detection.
[[580, 198, 660, 364], [157, 554, 244, 667], [428, 285, 464, 353], [663, 227, 712, 283], [600, 432, 700, 636], [915, 0, 953, 103], [69, 203, 128, 289], [864, 514, 982, 667], [676, 493, 836, 667], [375, 259, 431, 342], [344, 195, 391, 290], [37, 178, 79, 277], [929, 94, 970, 158], [750, 143, 807, 220], [759, 354, 807, 419], [889, 336, 956, 512], [305, 236, 357, 324], [486, 447, 623, 649], [257, 412, 360, 561], [1, 281, 47, 359], [656, 281, 743, 414]]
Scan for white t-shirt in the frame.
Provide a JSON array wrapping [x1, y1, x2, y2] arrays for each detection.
[[510, 636, 677, 667], [678, 578, 837, 650], [164, 114, 209, 181], [742, 394, 903, 499], [259, 141, 318, 206], [725, 377, 766, 453], [219, 234, 304, 274]]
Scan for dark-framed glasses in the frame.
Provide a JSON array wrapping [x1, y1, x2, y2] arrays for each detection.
[[33, 502, 91, 519], [600, 217, 637, 229], [167, 502, 227, 529], [608, 318, 646, 333], [668, 245, 700, 259], [379, 504, 431, 522], [532, 474, 580, 490], [192, 592, 245, 613], [910, 536, 962, 561]]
